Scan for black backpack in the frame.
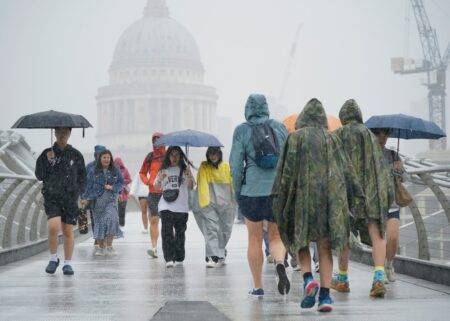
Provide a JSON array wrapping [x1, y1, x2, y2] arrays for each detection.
[[246, 120, 280, 169]]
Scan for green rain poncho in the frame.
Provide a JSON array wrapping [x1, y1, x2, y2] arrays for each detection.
[[335, 99, 394, 241], [273, 99, 363, 252]]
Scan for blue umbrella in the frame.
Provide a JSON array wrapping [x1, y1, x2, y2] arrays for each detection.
[[154, 129, 223, 149], [365, 114, 446, 140], [365, 113, 446, 153]]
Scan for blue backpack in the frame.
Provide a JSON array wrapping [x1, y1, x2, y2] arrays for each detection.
[[246, 120, 280, 169]]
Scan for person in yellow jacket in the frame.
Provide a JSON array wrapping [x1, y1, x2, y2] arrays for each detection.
[[193, 147, 236, 268]]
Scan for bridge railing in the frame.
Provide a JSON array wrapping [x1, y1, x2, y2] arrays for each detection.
[[0, 173, 46, 251], [402, 158, 450, 261]]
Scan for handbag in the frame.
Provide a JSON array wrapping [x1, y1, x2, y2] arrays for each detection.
[[394, 175, 412, 207], [389, 150, 412, 207], [77, 207, 89, 234], [162, 167, 183, 202]]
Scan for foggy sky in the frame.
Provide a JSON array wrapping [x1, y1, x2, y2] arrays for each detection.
[[0, 0, 449, 156]]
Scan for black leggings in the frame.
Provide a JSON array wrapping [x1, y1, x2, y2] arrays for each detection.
[[118, 201, 127, 226], [160, 211, 188, 262]]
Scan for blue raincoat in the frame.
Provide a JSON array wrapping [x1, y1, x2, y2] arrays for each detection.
[[229, 94, 288, 198]]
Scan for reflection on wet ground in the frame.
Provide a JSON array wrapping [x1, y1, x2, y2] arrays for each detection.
[[0, 213, 449, 320]]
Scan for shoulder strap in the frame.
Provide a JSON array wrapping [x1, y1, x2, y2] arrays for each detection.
[[146, 152, 154, 165], [178, 166, 184, 185]]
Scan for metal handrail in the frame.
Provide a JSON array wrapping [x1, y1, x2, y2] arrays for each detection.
[[389, 154, 450, 261], [0, 174, 44, 250]]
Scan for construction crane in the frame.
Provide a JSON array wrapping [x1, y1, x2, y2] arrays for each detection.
[[391, 0, 450, 150], [278, 23, 303, 106]]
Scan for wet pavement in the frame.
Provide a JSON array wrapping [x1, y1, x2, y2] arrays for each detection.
[[0, 212, 449, 321]]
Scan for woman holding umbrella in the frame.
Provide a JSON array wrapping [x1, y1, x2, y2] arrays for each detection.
[[366, 113, 446, 282], [154, 146, 195, 268]]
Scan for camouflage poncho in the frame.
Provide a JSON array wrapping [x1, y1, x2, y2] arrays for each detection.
[[273, 99, 361, 251], [335, 99, 395, 242]]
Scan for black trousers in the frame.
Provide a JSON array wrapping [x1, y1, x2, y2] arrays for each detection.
[[160, 211, 188, 262], [118, 201, 127, 226]]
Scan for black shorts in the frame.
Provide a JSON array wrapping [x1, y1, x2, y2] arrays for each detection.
[[238, 195, 275, 222], [44, 197, 79, 225], [147, 193, 162, 217], [138, 196, 147, 201]]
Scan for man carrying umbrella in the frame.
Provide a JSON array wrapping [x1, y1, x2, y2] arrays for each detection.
[[35, 127, 86, 275]]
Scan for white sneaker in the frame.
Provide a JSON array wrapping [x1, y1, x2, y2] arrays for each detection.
[[385, 260, 396, 283], [314, 261, 320, 273], [142, 228, 148, 234], [94, 247, 105, 256], [147, 248, 158, 258], [206, 257, 218, 268], [174, 261, 184, 267], [106, 247, 117, 256], [166, 261, 174, 268]]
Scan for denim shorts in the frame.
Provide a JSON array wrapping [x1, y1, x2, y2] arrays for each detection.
[[147, 193, 162, 216], [238, 195, 275, 222], [386, 210, 400, 220]]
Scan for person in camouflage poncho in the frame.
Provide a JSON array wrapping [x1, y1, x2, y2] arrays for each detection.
[[331, 99, 395, 298], [273, 98, 362, 312]]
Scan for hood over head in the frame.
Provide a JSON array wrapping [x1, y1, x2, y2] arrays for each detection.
[[94, 145, 106, 159], [339, 99, 363, 125], [295, 98, 328, 130], [245, 94, 270, 122], [114, 157, 125, 169], [152, 132, 166, 158]]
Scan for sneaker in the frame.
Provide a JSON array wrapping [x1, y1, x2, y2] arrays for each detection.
[[166, 261, 174, 268], [206, 257, 218, 268], [94, 247, 105, 256], [370, 280, 387, 298], [219, 250, 227, 265], [314, 261, 320, 273], [62, 264, 74, 276], [385, 260, 396, 283], [276, 263, 291, 295], [290, 257, 301, 271], [142, 228, 148, 234], [248, 288, 264, 298], [147, 248, 158, 258], [300, 278, 320, 309], [106, 247, 117, 256], [293, 265, 301, 272], [317, 294, 333, 313], [266, 254, 274, 264], [331, 273, 350, 293], [174, 261, 183, 267], [370, 270, 387, 298], [45, 258, 60, 274]]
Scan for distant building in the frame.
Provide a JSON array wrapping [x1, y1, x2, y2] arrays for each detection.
[[96, 0, 218, 172]]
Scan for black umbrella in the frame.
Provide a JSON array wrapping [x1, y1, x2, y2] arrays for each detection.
[[11, 110, 92, 146]]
